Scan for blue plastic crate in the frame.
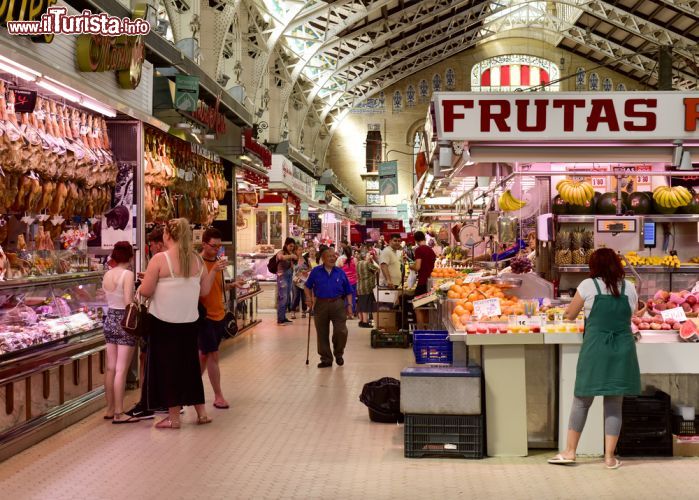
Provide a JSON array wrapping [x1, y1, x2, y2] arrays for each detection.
[[413, 330, 452, 364]]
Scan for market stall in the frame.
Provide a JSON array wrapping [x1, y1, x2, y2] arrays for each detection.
[[0, 11, 155, 459], [413, 91, 699, 457]]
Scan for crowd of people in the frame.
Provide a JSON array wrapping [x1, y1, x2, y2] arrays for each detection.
[[100, 225, 436, 426]]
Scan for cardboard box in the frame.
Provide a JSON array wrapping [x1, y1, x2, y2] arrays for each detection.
[[673, 435, 699, 457], [377, 311, 398, 332]]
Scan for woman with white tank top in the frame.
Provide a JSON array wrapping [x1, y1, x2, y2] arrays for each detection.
[[102, 242, 137, 423], [137, 218, 226, 429]]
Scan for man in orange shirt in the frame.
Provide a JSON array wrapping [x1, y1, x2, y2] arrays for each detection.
[[199, 228, 238, 409]]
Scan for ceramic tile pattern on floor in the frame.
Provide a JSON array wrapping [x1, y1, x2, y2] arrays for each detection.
[[0, 314, 698, 499]]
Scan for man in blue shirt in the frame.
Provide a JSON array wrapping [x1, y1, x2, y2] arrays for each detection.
[[305, 247, 353, 368]]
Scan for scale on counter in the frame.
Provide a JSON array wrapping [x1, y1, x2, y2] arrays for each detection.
[[593, 216, 643, 252]]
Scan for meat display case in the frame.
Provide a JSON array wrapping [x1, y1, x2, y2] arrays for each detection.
[[0, 271, 107, 461]]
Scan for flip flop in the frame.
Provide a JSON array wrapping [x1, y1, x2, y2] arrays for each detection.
[[606, 458, 622, 469], [548, 454, 576, 465], [103, 415, 114, 420], [213, 402, 230, 409], [112, 415, 140, 424]]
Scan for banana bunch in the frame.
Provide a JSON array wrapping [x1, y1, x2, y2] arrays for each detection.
[[499, 190, 527, 211], [556, 180, 594, 206], [652, 186, 692, 209], [625, 251, 681, 268], [689, 256, 699, 264]]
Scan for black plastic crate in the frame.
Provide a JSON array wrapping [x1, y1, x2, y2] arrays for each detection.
[[622, 391, 671, 415], [616, 436, 673, 457], [618, 407, 672, 457], [371, 329, 410, 348], [673, 416, 698, 435], [404, 414, 484, 459]]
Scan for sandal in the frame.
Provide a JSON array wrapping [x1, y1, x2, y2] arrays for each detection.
[[104, 414, 114, 420], [155, 417, 181, 429], [548, 453, 576, 465], [197, 415, 213, 425], [605, 458, 622, 469], [112, 413, 140, 424]]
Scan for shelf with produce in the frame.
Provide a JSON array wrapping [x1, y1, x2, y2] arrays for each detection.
[[556, 215, 699, 223], [556, 265, 699, 273]]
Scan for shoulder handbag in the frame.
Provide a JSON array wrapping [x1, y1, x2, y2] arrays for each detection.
[[121, 292, 150, 337], [221, 273, 238, 339]]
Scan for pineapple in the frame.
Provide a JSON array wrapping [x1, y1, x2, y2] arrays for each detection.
[[571, 230, 586, 265], [583, 230, 595, 263], [555, 230, 572, 266]]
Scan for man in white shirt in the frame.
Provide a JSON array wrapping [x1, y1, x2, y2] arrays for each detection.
[[379, 234, 403, 288]]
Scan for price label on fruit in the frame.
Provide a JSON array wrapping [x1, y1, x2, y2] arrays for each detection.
[[516, 315, 528, 326], [661, 307, 687, 323], [591, 176, 607, 190], [473, 298, 501, 319], [465, 272, 483, 283]]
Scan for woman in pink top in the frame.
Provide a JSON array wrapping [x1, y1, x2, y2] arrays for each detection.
[[341, 246, 358, 315]]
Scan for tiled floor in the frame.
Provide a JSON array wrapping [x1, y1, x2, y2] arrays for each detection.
[[0, 314, 698, 499]]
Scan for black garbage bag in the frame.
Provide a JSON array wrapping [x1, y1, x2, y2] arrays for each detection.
[[359, 377, 404, 423]]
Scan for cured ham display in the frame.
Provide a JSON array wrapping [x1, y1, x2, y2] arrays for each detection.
[[0, 81, 117, 218], [144, 127, 227, 225]]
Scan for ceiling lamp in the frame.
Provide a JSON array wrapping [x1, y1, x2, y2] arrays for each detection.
[[37, 79, 80, 102], [80, 98, 116, 117]]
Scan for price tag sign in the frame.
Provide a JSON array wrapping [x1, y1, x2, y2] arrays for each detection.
[[473, 298, 501, 318], [591, 176, 607, 190], [661, 307, 687, 323], [516, 315, 529, 326], [465, 272, 483, 283], [635, 165, 652, 190]]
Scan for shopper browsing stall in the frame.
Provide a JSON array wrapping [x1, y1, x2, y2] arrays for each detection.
[[291, 250, 312, 319], [275, 238, 298, 325], [102, 242, 137, 424], [340, 246, 359, 315], [549, 248, 640, 469], [357, 252, 379, 328], [409, 231, 436, 324], [304, 248, 353, 368], [138, 219, 222, 429], [379, 234, 403, 288]]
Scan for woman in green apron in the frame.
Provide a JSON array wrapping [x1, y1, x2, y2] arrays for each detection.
[[549, 248, 641, 469]]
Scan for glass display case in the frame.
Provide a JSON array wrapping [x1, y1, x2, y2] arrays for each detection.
[[0, 271, 107, 461], [236, 253, 276, 282], [0, 272, 106, 358]]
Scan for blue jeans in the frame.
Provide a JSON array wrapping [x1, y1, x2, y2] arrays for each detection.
[[277, 269, 293, 323]]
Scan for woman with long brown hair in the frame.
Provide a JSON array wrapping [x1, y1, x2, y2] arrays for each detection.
[[138, 218, 226, 429], [549, 248, 640, 469]]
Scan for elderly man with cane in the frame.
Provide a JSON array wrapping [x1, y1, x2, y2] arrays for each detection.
[[304, 247, 353, 368]]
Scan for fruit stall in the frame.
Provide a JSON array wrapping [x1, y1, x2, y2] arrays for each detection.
[[411, 91, 699, 457]]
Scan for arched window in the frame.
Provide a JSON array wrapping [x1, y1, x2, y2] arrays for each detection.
[[471, 54, 560, 92]]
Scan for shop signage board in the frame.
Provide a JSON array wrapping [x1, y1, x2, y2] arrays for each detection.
[[314, 185, 326, 202], [308, 213, 322, 234], [342, 197, 350, 208], [270, 155, 316, 199], [11, 89, 37, 113], [379, 160, 398, 195], [434, 92, 699, 141], [76, 34, 146, 89], [300, 202, 309, 221], [361, 211, 372, 220], [215, 205, 228, 221], [174, 75, 200, 111]]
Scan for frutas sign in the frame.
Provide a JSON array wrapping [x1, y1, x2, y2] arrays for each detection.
[[434, 92, 699, 141], [76, 34, 145, 89]]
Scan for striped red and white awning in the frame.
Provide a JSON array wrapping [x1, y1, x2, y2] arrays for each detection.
[[481, 65, 550, 87]]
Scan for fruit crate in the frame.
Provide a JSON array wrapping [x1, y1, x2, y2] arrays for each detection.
[[622, 391, 671, 415], [404, 414, 484, 459], [672, 416, 699, 435], [371, 329, 410, 348], [413, 330, 453, 364]]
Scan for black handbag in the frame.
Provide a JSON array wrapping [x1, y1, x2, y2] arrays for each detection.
[[121, 292, 150, 337], [221, 274, 238, 339]]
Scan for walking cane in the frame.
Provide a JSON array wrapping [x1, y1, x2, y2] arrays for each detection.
[[305, 305, 312, 365]]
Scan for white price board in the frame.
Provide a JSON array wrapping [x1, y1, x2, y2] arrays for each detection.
[[473, 298, 501, 318], [465, 272, 483, 283], [591, 176, 607, 191], [516, 315, 529, 326], [661, 307, 687, 323]]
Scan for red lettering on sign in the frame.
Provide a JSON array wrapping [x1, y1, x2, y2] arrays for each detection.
[[587, 99, 620, 132], [624, 99, 657, 131], [480, 100, 511, 132], [441, 100, 473, 133], [552, 99, 585, 131], [685, 98, 699, 132], [515, 99, 548, 132]]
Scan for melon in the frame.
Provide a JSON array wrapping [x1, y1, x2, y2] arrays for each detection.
[[678, 189, 699, 215], [679, 321, 698, 341], [653, 199, 678, 214], [552, 195, 569, 215], [596, 192, 626, 215], [627, 192, 652, 215], [568, 195, 595, 215]]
